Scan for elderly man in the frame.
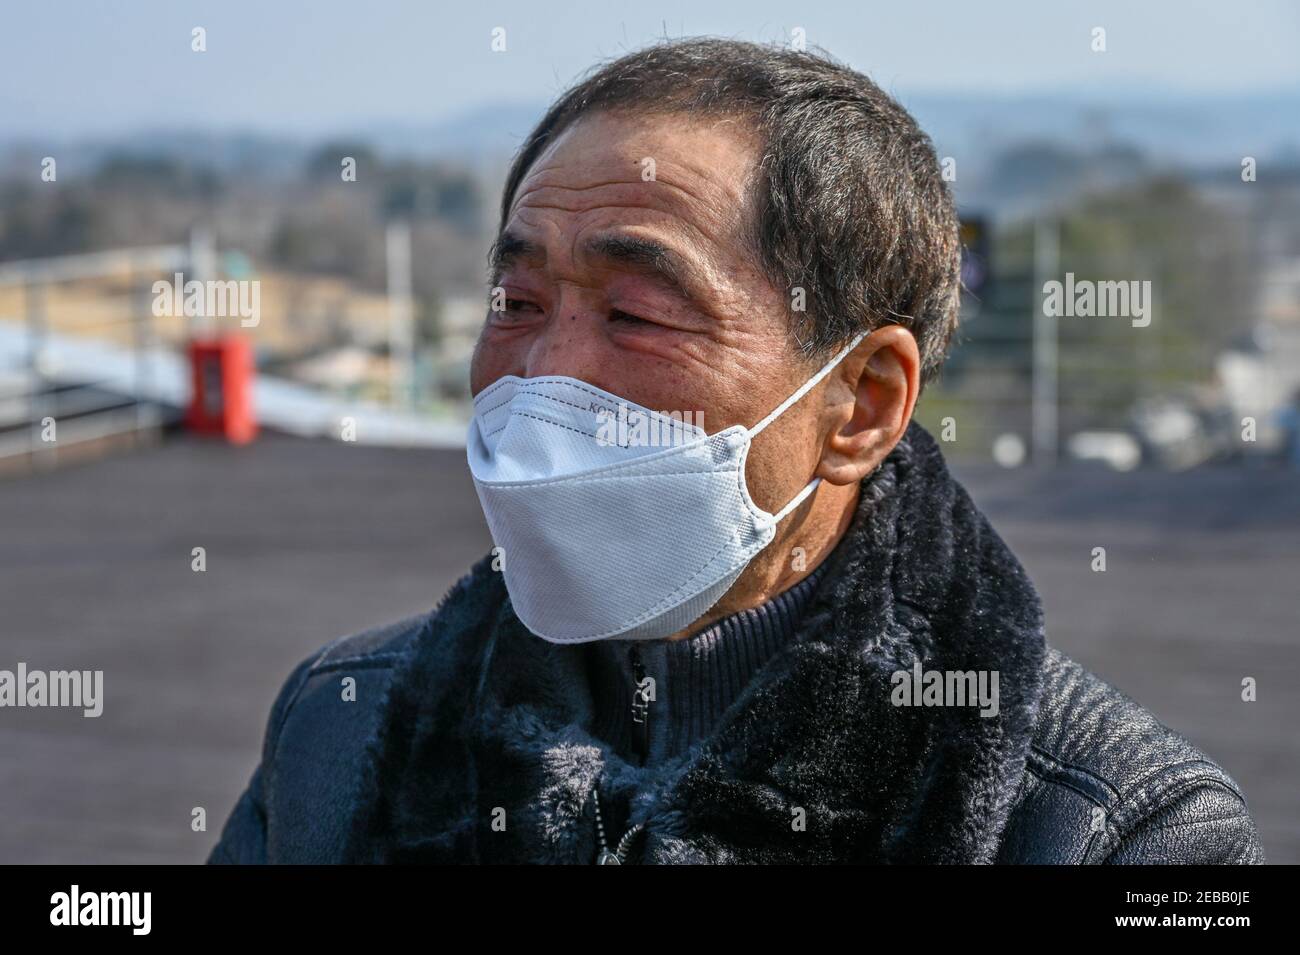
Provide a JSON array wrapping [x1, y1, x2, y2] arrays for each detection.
[[208, 38, 1263, 864]]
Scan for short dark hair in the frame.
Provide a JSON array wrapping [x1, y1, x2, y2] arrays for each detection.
[[498, 37, 962, 385]]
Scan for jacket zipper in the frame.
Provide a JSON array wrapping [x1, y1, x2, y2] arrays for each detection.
[[629, 643, 649, 766]]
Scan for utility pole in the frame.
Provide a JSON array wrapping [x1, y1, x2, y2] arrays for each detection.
[[188, 226, 217, 338], [386, 220, 415, 410]]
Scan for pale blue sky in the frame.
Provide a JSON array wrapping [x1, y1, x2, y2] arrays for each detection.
[[3, 0, 1298, 137]]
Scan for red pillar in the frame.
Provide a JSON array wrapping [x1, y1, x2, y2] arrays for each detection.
[[186, 336, 257, 444]]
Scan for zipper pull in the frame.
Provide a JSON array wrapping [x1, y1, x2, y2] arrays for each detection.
[[629, 643, 649, 764]]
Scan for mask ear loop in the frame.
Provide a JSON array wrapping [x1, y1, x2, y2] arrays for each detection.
[[747, 330, 870, 438], [748, 329, 870, 526]]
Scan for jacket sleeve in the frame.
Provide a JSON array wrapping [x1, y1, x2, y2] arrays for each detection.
[[206, 651, 321, 864], [1102, 780, 1265, 864]]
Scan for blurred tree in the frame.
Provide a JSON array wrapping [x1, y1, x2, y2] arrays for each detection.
[[920, 170, 1258, 454], [94, 154, 223, 198], [380, 161, 483, 233]]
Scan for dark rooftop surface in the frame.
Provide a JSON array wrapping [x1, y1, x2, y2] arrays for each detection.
[[1, 434, 1296, 863]]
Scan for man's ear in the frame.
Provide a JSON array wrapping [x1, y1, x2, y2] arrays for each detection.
[[816, 325, 920, 485]]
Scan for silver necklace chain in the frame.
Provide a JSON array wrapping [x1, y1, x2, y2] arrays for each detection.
[[592, 786, 643, 865]]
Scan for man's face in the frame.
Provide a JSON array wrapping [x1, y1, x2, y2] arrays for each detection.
[[471, 110, 831, 518]]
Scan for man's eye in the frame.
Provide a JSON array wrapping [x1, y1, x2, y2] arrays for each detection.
[[493, 299, 542, 322], [609, 309, 649, 325]]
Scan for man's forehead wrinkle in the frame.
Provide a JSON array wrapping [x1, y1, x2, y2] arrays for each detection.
[[506, 180, 746, 282], [507, 185, 732, 262], [498, 135, 755, 305], [511, 174, 722, 223], [513, 144, 738, 209], [513, 176, 641, 203]]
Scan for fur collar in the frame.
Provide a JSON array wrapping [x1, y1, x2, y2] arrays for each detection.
[[341, 421, 1047, 863]]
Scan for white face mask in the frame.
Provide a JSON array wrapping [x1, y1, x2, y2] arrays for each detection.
[[467, 330, 867, 644]]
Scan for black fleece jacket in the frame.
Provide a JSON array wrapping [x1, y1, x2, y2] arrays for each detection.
[[208, 421, 1265, 864]]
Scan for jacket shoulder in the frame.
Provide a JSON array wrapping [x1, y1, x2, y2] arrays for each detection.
[[207, 555, 503, 863], [305, 611, 427, 673], [999, 647, 1264, 864], [264, 610, 430, 761], [206, 610, 431, 863]]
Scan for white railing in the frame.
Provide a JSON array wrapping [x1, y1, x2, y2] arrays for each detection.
[[0, 244, 193, 464]]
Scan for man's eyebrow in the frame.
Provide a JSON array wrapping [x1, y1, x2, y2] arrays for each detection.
[[487, 230, 540, 285], [581, 233, 709, 306], [487, 230, 712, 308]]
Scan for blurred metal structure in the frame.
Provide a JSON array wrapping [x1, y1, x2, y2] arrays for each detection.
[[924, 188, 1300, 470], [0, 237, 468, 474], [0, 244, 190, 472]]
